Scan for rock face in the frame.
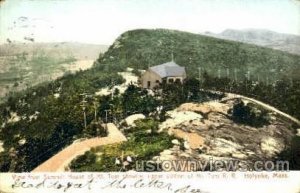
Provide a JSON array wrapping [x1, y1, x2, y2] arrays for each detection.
[[159, 110, 202, 131], [155, 100, 296, 171], [169, 128, 204, 149], [177, 102, 229, 115]]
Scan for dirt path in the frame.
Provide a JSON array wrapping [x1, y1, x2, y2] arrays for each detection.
[[32, 123, 126, 172]]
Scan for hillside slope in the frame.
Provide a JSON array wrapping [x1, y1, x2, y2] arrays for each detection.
[[97, 29, 300, 81]]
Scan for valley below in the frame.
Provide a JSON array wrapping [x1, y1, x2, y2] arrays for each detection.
[[0, 42, 108, 103]]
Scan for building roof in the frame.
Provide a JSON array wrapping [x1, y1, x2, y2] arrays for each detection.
[[149, 61, 186, 78]]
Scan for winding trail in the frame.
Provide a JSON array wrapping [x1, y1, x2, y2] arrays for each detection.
[[32, 123, 126, 172]]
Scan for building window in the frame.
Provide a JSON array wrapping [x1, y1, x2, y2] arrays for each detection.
[[147, 81, 151, 88], [155, 80, 160, 84], [168, 78, 174, 83], [175, 78, 181, 83]]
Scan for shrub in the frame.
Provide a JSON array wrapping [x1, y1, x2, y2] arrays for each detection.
[[134, 118, 159, 134], [69, 151, 96, 171], [231, 100, 270, 127]]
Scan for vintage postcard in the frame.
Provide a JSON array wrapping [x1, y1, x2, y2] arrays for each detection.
[[0, 0, 300, 192]]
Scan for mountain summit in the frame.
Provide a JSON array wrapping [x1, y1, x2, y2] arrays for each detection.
[[98, 29, 300, 80]]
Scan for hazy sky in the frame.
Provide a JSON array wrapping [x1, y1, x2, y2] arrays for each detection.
[[0, 0, 300, 44]]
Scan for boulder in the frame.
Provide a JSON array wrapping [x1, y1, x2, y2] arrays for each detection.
[[18, 139, 26, 145], [125, 114, 146, 126], [172, 139, 180, 145]]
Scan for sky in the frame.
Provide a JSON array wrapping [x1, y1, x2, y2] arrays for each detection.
[[0, 0, 300, 45]]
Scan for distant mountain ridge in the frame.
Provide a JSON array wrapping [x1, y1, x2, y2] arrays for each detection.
[[204, 29, 300, 55]]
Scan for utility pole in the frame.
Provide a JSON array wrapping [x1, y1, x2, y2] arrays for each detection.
[[93, 98, 99, 122], [80, 93, 88, 129], [290, 78, 293, 87], [198, 66, 201, 85], [218, 67, 221, 79], [80, 100, 87, 129], [104, 109, 110, 123], [247, 70, 250, 81], [197, 66, 202, 102], [171, 52, 174, 62], [147, 52, 151, 69], [111, 80, 115, 99], [226, 68, 229, 78], [234, 68, 237, 82], [245, 72, 248, 93]]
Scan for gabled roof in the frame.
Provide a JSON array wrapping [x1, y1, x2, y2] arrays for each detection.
[[149, 61, 185, 78]]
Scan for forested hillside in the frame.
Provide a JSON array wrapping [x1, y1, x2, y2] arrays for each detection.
[[96, 29, 300, 121], [0, 62, 124, 172], [97, 29, 300, 81]]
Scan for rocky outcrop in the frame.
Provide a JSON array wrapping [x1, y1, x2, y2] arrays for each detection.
[[155, 100, 296, 171], [159, 110, 202, 131]]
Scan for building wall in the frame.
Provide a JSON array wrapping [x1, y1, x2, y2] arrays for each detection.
[[141, 69, 187, 89], [166, 76, 185, 83], [141, 70, 162, 89]]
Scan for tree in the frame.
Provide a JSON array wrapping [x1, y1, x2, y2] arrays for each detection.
[[122, 84, 158, 115], [184, 78, 200, 101], [231, 100, 270, 127]]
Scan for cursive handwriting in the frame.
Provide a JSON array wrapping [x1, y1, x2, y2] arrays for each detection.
[[12, 178, 94, 192], [102, 175, 209, 193], [11, 175, 209, 193]]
